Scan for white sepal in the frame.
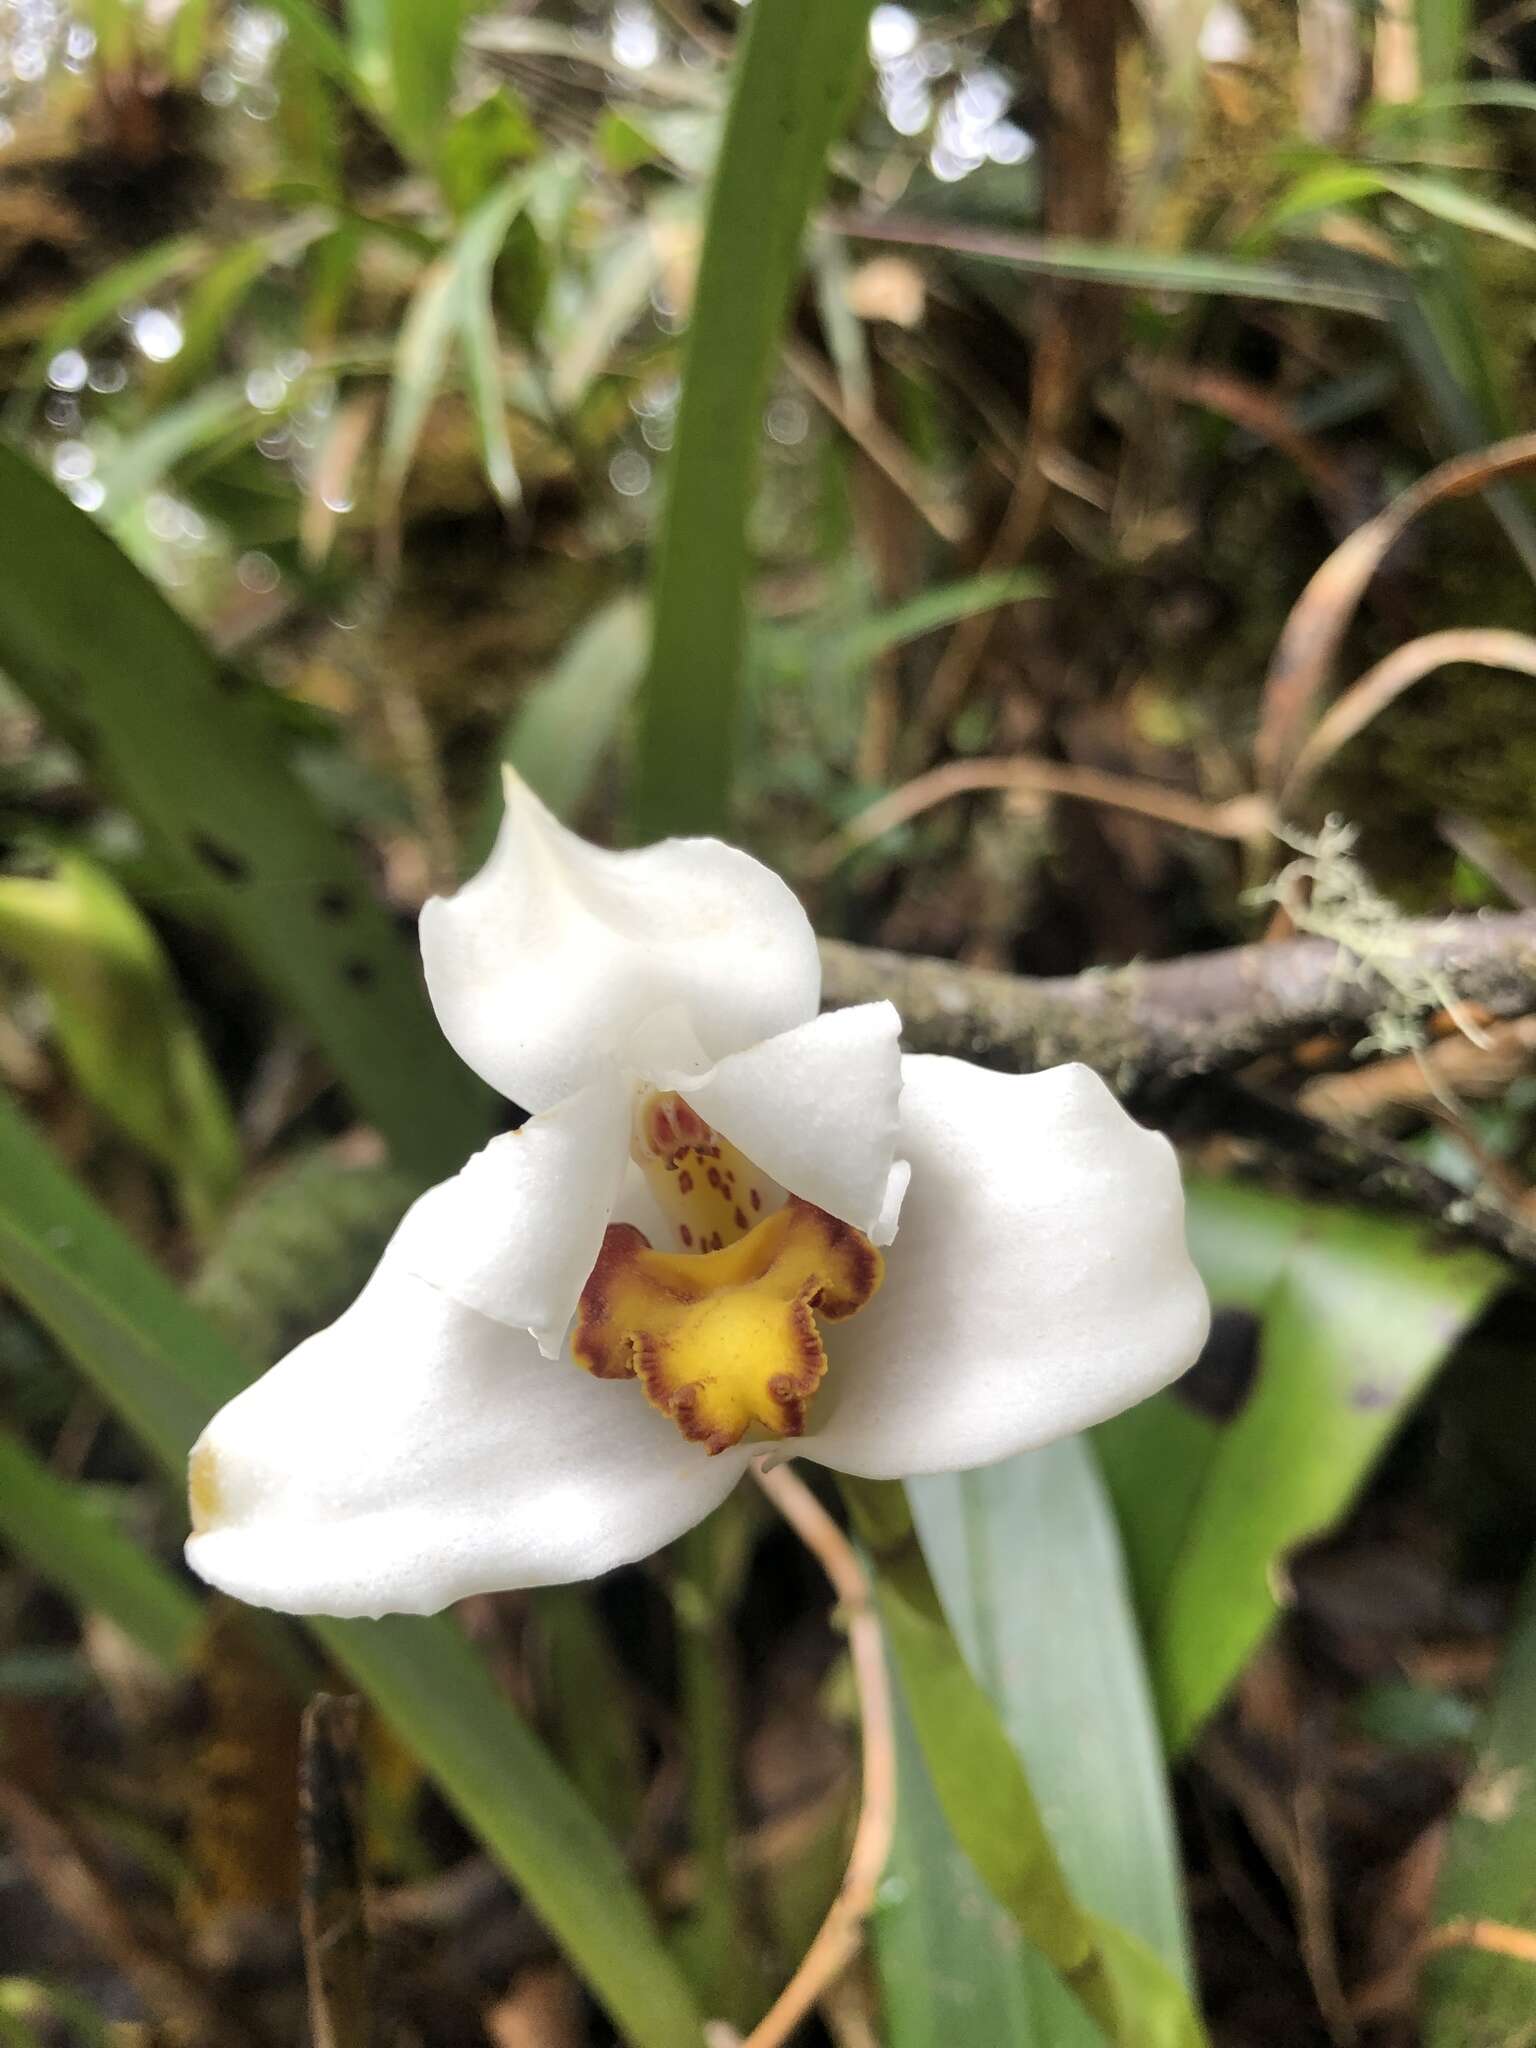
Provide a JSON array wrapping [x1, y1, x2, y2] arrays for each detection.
[[186, 1256, 749, 1618], [419, 770, 821, 1111]]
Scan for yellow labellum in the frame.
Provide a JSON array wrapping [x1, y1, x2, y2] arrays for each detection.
[[572, 1197, 883, 1453]]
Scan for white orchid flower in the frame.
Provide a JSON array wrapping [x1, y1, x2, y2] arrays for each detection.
[[186, 773, 1209, 1619]]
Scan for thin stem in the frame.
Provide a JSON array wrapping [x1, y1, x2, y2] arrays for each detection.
[[744, 1459, 897, 2048], [673, 1512, 756, 2027]]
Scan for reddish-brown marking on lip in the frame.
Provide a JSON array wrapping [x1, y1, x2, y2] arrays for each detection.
[[571, 1199, 883, 1453]]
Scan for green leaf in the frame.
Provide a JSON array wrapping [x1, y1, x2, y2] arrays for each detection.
[[0, 850, 242, 1237], [842, 1476, 1208, 2048], [0, 444, 491, 1182], [500, 592, 649, 823], [1370, 80, 1536, 125], [438, 90, 540, 215], [1097, 1179, 1502, 1753], [911, 1444, 1193, 1983], [544, 190, 695, 412], [633, 0, 870, 839], [262, 0, 368, 101], [1266, 163, 1536, 256], [345, 0, 473, 167], [0, 1088, 707, 2048], [842, 216, 1395, 317], [1423, 1551, 1536, 2044], [875, 1695, 1085, 2046], [4, 236, 206, 428], [381, 164, 553, 519], [876, 1440, 1200, 2045], [819, 569, 1048, 677], [0, 1428, 202, 1672]]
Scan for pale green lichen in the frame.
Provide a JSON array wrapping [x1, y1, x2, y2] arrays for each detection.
[[1253, 816, 1491, 1057]]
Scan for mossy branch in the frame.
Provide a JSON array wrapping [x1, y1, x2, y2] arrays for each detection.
[[818, 915, 1536, 1084]]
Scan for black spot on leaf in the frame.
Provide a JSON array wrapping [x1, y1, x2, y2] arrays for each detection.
[[190, 833, 250, 884]]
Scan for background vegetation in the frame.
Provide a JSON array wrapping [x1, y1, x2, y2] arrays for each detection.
[[2, 0, 1536, 2042]]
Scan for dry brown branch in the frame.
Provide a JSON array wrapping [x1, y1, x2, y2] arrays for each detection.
[[1426, 1916, 1536, 1965], [1299, 1016, 1536, 1123], [806, 754, 1267, 875], [300, 1694, 372, 2048], [818, 915, 1536, 1083], [1282, 629, 1536, 811], [1256, 432, 1536, 792], [743, 1460, 897, 2048], [784, 339, 965, 545], [1133, 359, 1359, 525]]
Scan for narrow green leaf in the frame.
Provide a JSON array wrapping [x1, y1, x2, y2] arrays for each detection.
[[0, 850, 242, 1236], [380, 165, 549, 517], [911, 1444, 1192, 1984], [0, 445, 491, 1181], [501, 592, 649, 822], [875, 1696, 1080, 2046], [544, 192, 693, 412], [877, 1439, 1201, 2045], [164, 0, 213, 82], [345, 0, 472, 167], [95, 378, 252, 518], [1423, 1551, 1536, 2044], [1370, 80, 1536, 125], [842, 1475, 1209, 2048], [633, 0, 870, 839], [837, 214, 1395, 317], [262, 0, 369, 101], [5, 236, 205, 427], [0, 1429, 202, 1672], [823, 569, 1048, 677], [1266, 162, 1536, 256], [0, 1089, 707, 2048], [1098, 1179, 1502, 1753], [1388, 290, 1536, 586]]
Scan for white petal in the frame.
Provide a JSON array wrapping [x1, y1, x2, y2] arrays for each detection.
[[806, 1058, 1209, 1477], [660, 1004, 907, 1238], [392, 1074, 629, 1357], [186, 1260, 749, 1618], [420, 770, 821, 1111]]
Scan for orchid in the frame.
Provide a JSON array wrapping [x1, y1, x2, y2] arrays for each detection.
[[186, 773, 1210, 1619]]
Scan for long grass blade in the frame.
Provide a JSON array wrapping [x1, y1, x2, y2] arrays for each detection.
[[0, 1429, 202, 1672], [632, 0, 870, 839]]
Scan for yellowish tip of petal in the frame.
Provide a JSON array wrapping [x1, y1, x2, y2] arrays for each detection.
[[188, 1438, 224, 1534]]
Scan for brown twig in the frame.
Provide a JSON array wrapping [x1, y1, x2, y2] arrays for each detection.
[[742, 1461, 897, 2048], [300, 1694, 372, 2048], [1425, 1916, 1536, 1965], [1133, 358, 1360, 527], [1282, 629, 1536, 812], [1256, 431, 1536, 793], [784, 339, 965, 545], [805, 753, 1267, 876], [818, 914, 1536, 1083]]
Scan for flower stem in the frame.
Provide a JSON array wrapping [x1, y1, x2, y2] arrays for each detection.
[[672, 1506, 762, 2029], [838, 1474, 1205, 2048]]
